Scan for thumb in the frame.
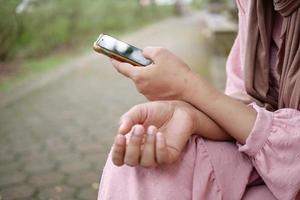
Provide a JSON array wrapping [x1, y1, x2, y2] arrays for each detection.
[[142, 47, 165, 63], [118, 104, 148, 134]]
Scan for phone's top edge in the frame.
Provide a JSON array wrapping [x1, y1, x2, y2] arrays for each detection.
[[95, 33, 104, 46], [95, 33, 129, 48]]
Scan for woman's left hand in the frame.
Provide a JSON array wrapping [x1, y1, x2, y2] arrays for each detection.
[[111, 101, 199, 167], [111, 47, 196, 101]]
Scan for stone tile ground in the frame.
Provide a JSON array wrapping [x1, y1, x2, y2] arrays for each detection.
[[0, 12, 227, 199]]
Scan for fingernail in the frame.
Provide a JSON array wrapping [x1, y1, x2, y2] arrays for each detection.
[[157, 132, 163, 142], [133, 126, 143, 136], [130, 126, 136, 133], [119, 123, 126, 133], [147, 126, 156, 135]]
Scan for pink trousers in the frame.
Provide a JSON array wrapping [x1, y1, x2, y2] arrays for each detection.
[[98, 136, 276, 200]]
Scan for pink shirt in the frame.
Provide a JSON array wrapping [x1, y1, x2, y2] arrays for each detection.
[[226, 1, 300, 199]]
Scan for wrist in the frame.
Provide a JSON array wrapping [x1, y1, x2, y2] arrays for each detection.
[[192, 109, 204, 134], [181, 71, 200, 101], [182, 72, 221, 110]]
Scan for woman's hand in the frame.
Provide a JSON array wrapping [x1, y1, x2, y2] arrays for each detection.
[[111, 101, 198, 167], [111, 101, 231, 167], [111, 46, 257, 144], [111, 47, 196, 100]]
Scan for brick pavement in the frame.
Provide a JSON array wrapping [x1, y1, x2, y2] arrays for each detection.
[[0, 12, 226, 199]]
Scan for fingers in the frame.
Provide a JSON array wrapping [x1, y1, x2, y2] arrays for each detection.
[[111, 134, 126, 166], [112, 124, 172, 167], [140, 126, 157, 168], [119, 104, 148, 135], [142, 47, 166, 62], [124, 125, 145, 166], [110, 59, 136, 78], [156, 132, 170, 165]]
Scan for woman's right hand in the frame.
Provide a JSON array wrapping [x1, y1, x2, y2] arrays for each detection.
[[111, 47, 198, 101]]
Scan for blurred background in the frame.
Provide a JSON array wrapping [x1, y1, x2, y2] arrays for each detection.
[[0, 0, 237, 199]]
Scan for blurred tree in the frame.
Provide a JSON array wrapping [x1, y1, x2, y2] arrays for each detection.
[[175, 0, 184, 15], [0, 0, 173, 62], [0, 0, 20, 60]]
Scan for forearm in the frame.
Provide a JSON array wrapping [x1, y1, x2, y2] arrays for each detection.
[[194, 108, 233, 141], [185, 73, 257, 144]]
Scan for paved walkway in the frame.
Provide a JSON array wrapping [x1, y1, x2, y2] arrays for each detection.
[[0, 12, 226, 200]]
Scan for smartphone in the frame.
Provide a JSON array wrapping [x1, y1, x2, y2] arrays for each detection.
[[93, 33, 152, 66]]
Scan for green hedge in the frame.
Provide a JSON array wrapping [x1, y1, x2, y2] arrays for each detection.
[[0, 0, 173, 61]]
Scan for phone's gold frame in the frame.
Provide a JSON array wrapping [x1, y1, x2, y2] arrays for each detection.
[[93, 34, 143, 66]]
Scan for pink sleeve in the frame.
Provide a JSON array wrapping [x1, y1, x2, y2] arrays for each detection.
[[238, 103, 300, 199], [224, 23, 253, 103], [224, 34, 245, 95], [224, 0, 248, 96]]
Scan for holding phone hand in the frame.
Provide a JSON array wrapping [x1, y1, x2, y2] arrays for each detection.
[[111, 47, 197, 101]]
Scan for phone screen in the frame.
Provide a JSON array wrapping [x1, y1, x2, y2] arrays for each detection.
[[97, 35, 152, 66]]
